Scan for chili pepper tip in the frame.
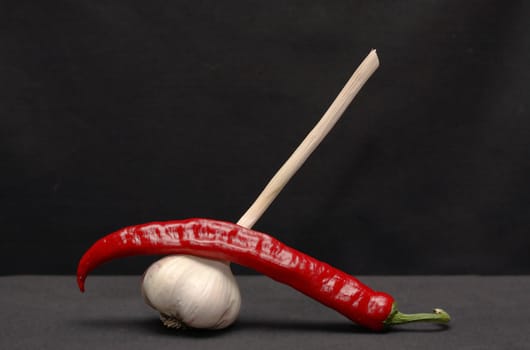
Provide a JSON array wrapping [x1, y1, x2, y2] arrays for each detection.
[[77, 274, 86, 293]]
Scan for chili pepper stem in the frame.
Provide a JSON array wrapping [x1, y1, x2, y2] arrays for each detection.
[[384, 303, 450, 327]]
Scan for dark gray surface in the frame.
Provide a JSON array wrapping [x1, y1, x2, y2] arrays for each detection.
[[1, 275, 529, 349]]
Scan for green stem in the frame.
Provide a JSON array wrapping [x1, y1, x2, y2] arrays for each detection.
[[384, 303, 451, 327]]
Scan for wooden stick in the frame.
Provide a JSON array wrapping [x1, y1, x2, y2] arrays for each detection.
[[237, 49, 380, 229]]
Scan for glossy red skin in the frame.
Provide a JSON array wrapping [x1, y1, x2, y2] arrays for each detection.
[[77, 218, 394, 331]]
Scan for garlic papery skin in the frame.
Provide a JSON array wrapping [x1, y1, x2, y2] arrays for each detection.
[[141, 254, 241, 330]]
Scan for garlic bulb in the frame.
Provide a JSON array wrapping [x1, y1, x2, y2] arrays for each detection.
[[141, 254, 241, 329]]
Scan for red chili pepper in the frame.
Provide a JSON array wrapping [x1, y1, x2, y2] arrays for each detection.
[[77, 218, 450, 331]]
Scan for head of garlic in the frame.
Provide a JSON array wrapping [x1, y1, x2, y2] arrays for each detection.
[[141, 254, 241, 330]]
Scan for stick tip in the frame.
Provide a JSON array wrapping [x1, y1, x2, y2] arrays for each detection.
[[369, 49, 380, 67]]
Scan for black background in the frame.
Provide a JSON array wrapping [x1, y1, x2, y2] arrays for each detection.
[[1, 0, 529, 275]]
